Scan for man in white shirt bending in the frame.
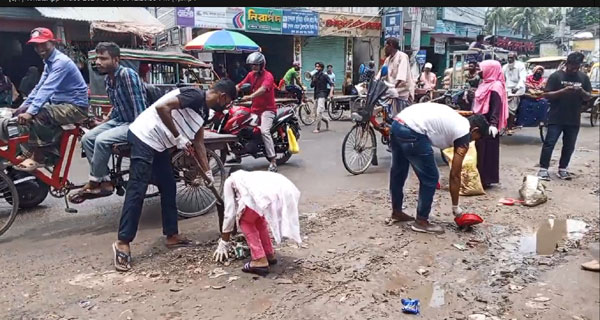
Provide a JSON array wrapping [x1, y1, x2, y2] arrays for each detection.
[[111, 79, 237, 272], [386, 102, 490, 234]]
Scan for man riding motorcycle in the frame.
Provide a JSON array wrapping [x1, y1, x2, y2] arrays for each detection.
[[235, 52, 278, 172]]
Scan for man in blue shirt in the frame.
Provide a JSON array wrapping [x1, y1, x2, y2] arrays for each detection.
[[69, 42, 147, 203], [15, 28, 89, 171]]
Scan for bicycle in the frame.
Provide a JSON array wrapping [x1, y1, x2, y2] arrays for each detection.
[[341, 80, 394, 175]]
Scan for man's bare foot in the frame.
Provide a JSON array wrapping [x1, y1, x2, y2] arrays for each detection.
[[385, 211, 414, 225], [165, 234, 193, 248]]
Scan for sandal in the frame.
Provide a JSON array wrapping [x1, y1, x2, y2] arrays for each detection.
[[13, 158, 44, 172], [68, 187, 113, 204], [112, 242, 131, 272], [165, 237, 194, 249], [242, 261, 269, 277]]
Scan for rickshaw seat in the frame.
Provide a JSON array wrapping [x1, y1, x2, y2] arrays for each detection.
[[112, 142, 131, 157]]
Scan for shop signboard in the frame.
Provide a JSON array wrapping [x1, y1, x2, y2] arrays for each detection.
[[319, 13, 381, 38], [403, 7, 437, 32], [383, 11, 403, 39], [245, 7, 283, 34], [175, 7, 245, 30], [282, 10, 319, 36], [416, 50, 427, 66]]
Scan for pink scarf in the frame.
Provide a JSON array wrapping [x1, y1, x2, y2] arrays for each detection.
[[473, 60, 509, 130]]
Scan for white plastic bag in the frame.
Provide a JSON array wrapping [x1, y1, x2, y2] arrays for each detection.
[[519, 175, 548, 207]]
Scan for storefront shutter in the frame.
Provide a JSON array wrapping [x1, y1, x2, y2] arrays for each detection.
[[301, 36, 346, 90]]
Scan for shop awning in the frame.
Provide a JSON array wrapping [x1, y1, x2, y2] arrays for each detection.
[[35, 7, 165, 39]]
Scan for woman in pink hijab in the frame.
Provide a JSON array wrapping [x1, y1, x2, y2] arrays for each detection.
[[472, 60, 509, 188]]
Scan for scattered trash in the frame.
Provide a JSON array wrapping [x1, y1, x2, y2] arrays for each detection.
[[234, 243, 250, 259], [169, 288, 182, 292], [533, 296, 551, 302], [525, 301, 549, 309], [226, 276, 239, 283], [401, 298, 420, 314], [453, 243, 467, 251], [508, 284, 524, 291], [498, 197, 524, 206], [147, 272, 161, 278], [78, 300, 94, 310], [327, 249, 337, 253], [275, 278, 294, 285], [466, 239, 481, 248], [339, 294, 348, 303], [519, 175, 548, 207], [416, 267, 429, 276], [210, 285, 226, 290], [208, 268, 229, 279]]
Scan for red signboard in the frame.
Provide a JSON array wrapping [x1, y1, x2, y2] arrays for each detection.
[[496, 36, 535, 52], [325, 18, 381, 30]]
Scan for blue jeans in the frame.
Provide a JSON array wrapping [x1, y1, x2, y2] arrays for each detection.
[[389, 121, 439, 220], [118, 130, 178, 242], [82, 119, 129, 182], [539, 124, 580, 169], [286, 85, 303, 105]]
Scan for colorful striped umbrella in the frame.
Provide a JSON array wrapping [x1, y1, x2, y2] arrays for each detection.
[[184, 29, 261, 53]]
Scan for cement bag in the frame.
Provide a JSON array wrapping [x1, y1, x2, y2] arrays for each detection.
[[519, 175, 547, 207], [442, 141, 485, 196]]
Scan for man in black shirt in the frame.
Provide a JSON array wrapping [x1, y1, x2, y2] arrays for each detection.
[[537, 52, 592, 181], [310, 61, 334, 133]]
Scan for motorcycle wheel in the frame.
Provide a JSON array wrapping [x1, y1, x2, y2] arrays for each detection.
[[0, 171, 19, 237], [342, 124, 377, 175], [276, 151, 292, 165], [172, 149, 226, 218], [418, 94, 431, 103], [298, 100, 316, 126]]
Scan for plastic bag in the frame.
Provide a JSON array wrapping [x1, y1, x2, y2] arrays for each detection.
[[287, 127, 299, 154], [519, 175, 548, 207], [442, 141, 485, 196]]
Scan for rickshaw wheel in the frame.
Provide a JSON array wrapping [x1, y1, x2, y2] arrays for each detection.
[[172, 149, 226, 218], [0, 171, 19, 236], [590, 103, 599, 127]]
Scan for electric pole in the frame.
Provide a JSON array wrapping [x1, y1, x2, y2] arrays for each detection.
[[559, 7, 567, 55], [410, 7, 423, 80]]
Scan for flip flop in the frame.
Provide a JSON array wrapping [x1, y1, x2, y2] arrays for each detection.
[[165, 238, 194, 249], [13, 159, 44, 172], [68, 188, 113, 204], [242, 261, 269, 277], [112, 242, 131, 272]]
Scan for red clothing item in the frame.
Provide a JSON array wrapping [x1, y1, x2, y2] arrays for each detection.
[[240, 207, 274, 260], [239, 70, 276, 114]]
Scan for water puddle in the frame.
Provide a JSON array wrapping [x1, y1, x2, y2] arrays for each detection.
[[519, 219, 589, 255], [406, 282, 446, 308]]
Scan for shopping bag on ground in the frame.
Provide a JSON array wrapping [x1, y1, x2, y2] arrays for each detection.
[[442, 141, 485, 196], [518, 175, 547, 207], [287, 127, 299, 154]]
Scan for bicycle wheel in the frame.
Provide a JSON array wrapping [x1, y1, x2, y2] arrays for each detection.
[[327, 99, 344, 120], [298, 100, 316, 126], [342, 124, 377, 175], [172, 149, 226, 218], [0, 171, 19, 236], [590, 103, 599, 127]]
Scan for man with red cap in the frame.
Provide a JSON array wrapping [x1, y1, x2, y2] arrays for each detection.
[[14, 27, 89, 171]]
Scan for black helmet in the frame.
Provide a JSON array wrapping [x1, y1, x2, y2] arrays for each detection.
[[246, 52, 266, 66]]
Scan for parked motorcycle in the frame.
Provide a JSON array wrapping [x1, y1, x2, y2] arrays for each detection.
[[208, 84, 301, 165]]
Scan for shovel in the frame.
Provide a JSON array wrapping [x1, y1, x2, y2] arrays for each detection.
[[185, 145, 225, 233]]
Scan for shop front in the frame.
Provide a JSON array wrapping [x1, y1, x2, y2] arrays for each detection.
[[308, 12, 381, 89]]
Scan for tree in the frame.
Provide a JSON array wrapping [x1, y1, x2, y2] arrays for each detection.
[[510, 7, 547, 39], [567, 7, 600, 29], [485, 7, 507, 35]]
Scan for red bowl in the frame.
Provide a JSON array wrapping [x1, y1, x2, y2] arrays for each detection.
[[454, 213, 484, 227]]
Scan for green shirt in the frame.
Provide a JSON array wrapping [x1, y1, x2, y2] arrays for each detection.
[[283, 67, 298, 86]]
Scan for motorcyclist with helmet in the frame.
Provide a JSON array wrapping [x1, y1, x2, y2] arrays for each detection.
[[236, 52, 278, 172]]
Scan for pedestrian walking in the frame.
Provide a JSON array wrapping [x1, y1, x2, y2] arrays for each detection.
[[310, 62, 334, 133]]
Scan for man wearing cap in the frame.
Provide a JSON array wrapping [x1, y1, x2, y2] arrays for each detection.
[[502, 52, 527, 135], [282, 61, 305, 105], [418, 62, 437, 91], [14, 27, 89, 171]]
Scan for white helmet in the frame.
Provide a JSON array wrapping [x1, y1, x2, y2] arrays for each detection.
[[246, 52, 266, 67]]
